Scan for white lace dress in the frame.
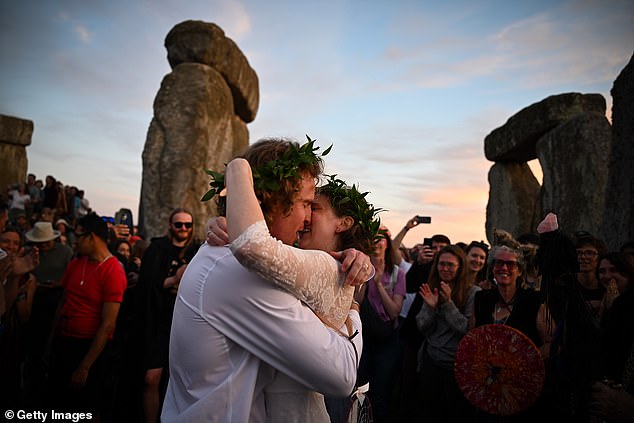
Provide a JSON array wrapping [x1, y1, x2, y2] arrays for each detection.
[[230, 220, 355, 330]]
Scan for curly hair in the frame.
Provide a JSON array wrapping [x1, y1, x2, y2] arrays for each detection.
[[239, 138, 323, 220]]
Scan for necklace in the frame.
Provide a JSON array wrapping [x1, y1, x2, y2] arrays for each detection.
[[80, 255, 113, 286], [494, 291, 517, 325]]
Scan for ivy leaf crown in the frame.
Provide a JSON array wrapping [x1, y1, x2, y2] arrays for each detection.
[[319, 174, 385, 244], [201, 135, 332, 202]]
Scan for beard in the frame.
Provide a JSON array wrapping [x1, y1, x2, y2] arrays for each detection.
[[170, 228, 192, 244]]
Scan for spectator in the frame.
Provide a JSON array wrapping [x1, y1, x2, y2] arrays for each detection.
[[574, 232, 608, 317], [0, 228, 37, 406], [465, 240, 488, 287], [26, 173, 41, 214], [470, 230, 554, 421], [45, 212, 126, 418], [54, 181, 67, 218], [8, 183, 31, 213], [42, 176, 58, 211], [597, 252, 633, 316], [55, 218, 76, 248], [416, 244, 479, 421], [599, 253, 634, 410], [536, 213, 605, 420], [136, 208, 199, 423], [39, 207, 54, 223], [12, 209, 31, 238], [23, 221, 73, 403], [77, 190, 90, 218], [397, 233, 451, 421], [355, 226, 405, 423]]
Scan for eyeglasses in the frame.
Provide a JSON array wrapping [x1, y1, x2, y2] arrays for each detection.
[[576, 249, 598, 258], [75, 231, 90, 239], [493, 259, 518, 269], [438, 261, 458, 269], [172, 222, 193, 229]]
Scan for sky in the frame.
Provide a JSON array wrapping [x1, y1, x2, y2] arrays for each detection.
[[1, 0, 632, 247]]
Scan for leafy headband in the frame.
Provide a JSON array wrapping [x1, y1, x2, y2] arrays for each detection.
[[201, 135, 331, 202], [319, 175, 384, 244]]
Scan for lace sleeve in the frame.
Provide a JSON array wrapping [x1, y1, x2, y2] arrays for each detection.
[[230, 220, 354, 329]]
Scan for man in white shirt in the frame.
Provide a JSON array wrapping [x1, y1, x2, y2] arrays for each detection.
[[162, 138, 370, 422]]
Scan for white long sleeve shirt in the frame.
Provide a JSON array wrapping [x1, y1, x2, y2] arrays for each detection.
[[162, 224, 362, 422]]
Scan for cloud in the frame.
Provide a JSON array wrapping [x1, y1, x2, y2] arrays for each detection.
[[73, 23, 92, 44]]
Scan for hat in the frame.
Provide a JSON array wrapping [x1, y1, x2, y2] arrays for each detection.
[[55, 218, 70, 227], [25, 222, 61, 243]]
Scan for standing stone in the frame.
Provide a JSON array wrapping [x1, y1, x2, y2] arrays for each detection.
[[485, 162, 541, 242], [139, 21, 258, 240], [537, 113, 612, 237], [165, 20, 259, 123], [0, 114, 33, 196], [602, 52, 634, 250], [484, 93, 606, 162]]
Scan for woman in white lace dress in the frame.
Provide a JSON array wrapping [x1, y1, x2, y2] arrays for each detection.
[[212, 158, 381, 422]]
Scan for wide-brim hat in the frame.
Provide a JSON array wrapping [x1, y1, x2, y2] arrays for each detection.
[[25, 221, 61, 242]]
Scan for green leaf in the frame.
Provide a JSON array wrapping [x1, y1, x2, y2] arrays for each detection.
[[201, 189, 216, 202]]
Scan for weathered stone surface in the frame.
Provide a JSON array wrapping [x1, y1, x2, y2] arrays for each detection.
[[0, 143, 28, 195], [485, 162, 541, 243], [602, 53, 634, 250], [485, 93, 606, 162], [165, 20, 259, 123], [0, 114, 33, 146], [139, 63, 248, 240], [537, 113, 611, 237], [0, 114, 31, 199]]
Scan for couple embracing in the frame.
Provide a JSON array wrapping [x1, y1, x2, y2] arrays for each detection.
[[162, 137, 383, 422]]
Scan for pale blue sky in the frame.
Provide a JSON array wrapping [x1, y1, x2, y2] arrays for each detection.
[[1, 0, 632, 245]]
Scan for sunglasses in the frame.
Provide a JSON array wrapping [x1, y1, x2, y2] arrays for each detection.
[[493, 259, 518, 269], [172, 221, 193, 229]]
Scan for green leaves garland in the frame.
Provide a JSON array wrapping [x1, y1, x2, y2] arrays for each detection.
[[201, 135, 332, 202], [319, 174, 385, 243]]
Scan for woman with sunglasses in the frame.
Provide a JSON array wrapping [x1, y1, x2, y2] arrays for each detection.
[[470, 232, 552, 353], [469, 231, 553, 421]]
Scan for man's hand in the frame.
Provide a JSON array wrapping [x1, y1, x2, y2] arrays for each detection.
[[113, 224, 131, 240], [207, 217, 229, 246], [70, 366, 90, 389], [417, 245, 434, 264], [330, 249, 374, 286]]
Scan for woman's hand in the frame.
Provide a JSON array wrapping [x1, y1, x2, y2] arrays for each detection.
[[330, 249, 374, 286], [206, 216, 229, 246], [439, 281, 452, 304], [419, 283, 439, 309], [537, 212, 558, 234], [604, 278, 620, 310]]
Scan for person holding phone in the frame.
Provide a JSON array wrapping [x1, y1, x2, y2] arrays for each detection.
[[397, 232, 451, 421]]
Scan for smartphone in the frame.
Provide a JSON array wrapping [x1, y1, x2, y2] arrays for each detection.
[[423, 237, 433, 247], [416, 215, 431, 224], [115, 208, 134, 234]]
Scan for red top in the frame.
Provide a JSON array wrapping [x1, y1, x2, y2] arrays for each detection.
[[60, 255, 126, 339]]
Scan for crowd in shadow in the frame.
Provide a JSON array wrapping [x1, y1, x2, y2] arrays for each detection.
[[1, 173, 633, 423]]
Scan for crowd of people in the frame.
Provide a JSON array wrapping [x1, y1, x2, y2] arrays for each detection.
[[1, 148, 633, 423]]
